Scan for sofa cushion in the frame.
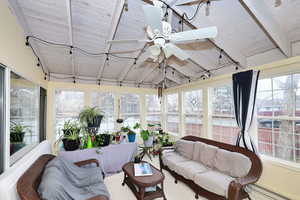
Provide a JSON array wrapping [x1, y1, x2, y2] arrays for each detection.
[[161, 151, 189, 171], [192, 141, 206, 161], [214, 149, 252, 178], [173, 160, 208, 180], [193, 170, 234, 198], [199, 144, 218, 167], [174, 139, 195, 160]]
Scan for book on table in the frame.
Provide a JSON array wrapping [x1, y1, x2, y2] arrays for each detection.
[[134, 163, 153, 176]]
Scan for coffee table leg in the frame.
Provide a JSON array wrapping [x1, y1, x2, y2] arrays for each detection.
[[161, 182, 167, 200], [140, 187, 145, 200]]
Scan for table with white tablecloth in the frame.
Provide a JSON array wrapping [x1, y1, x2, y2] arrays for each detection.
[[59, 143, 138, 175]]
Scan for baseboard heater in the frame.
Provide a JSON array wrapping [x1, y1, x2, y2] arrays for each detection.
[[248, 185, 291, 200]]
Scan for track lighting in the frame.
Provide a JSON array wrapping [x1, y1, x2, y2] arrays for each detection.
[[44, 73, 47, 80], [37, 62, 40, 67], [73, 77, 76, 84], [188, 79, 191, 83], [106, 53, 109, 61], [275, 0, 282, 7], [69, 46, 73, 55], [119, 81, 122, 87], [235, 65, 239, 70], [205, 1, 211, 16], [134, 58, 137, 65], [25, 36, 29, 46], [98, 80, 101, 86], [124, 0, 128, 11]]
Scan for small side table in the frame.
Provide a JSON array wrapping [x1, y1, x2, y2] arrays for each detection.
[[122, 162, 167, 200]]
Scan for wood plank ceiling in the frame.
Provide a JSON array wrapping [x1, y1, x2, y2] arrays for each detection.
[[7, 0, 299, 88]]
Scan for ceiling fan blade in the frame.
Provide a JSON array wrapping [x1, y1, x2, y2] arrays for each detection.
[[107, 39, 150, 44], [146, 26, 155, 39], [142, 5, 163, 33], [148, 44, 161, 59], [176, 0, 204, 6], [163, 43, 190, 61], [169, 26, 218, 43]]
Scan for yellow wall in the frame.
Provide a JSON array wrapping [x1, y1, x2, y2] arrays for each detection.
[[0, 0, 47, 88], [165, 56, 300, 200]]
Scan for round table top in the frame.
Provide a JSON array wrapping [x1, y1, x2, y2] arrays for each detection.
[[122, 161, 164, 187]]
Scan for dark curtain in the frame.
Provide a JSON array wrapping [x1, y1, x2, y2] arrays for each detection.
[[233, 70, 260, 152]]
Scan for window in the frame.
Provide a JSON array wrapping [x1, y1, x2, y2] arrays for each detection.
[[257, 74, 300, 162], [55, 90, 84, 138], [10, 71, 40, 163], [146, 94, 161, 125], [92, 92, 115, 132], [120, 94, 140, 127], [211, 86, 238, 144], [166, 93, 179, 134], [0, 66, 5, 174], [184, 90, 203, 136]]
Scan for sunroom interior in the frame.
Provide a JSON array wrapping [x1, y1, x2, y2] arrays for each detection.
[[0, 0, 300, 200]]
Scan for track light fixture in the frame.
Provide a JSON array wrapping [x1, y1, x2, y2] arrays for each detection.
[[134, 58, 137, 65], [73, 77, 76, 84], [44, 73, 47, 80], [124, 0, 128, 11], [25, 36, 29, 46], [119, 81, 122, 87], [235, 65, 239, 70], [37, 58, 40, 67], [98, 79, 101, 86], [106, 53, 109, 61], [69, 46, 73, 55], [275, 0, 282, 7], [188, 79, 191, 83], [205, 1, 211, 16]]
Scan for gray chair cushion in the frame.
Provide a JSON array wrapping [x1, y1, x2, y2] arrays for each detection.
[[161, 151, 189, 171], [173, 160, 208, 180], [192, 141, 206, 162], [199, 144, 218, 167], [193, 170, 234, 198], [214, 148, 252, 178], [174, 139, 195, 160]]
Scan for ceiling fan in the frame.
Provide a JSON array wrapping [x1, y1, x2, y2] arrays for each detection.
[[107, 0, 218, 61]]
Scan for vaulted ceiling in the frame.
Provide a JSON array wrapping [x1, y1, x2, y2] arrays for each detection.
[[7, 0, 300, 88]]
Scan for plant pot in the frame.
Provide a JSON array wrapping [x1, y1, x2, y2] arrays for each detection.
[[100, 134, 111, 147], [10, 143, 26, 155], [127, 133, 136, 143], [144, 136, 154, 147], [115, 135, 121, 143], [87, 115, 103, 128], [10, 132, 25, 143], [62, 138, 80, 151]]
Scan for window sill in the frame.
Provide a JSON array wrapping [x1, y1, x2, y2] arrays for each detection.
[[261, 154, 300, 172], [10, 143, 39, 166], [167, 131, 180, 137]]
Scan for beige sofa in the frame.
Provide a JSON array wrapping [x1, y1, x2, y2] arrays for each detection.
[[159, 136, 262, 200]]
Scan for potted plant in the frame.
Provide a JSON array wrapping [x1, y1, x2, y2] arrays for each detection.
[[94, 131, 111, 147], [121, 125, 136, 143], [79, 106, 104, 132], [61, 120, 81, 151], [10, 121, 30, 155], [139, 123, 157, 147]]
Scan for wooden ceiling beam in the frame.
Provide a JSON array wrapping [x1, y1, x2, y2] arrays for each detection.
[[239, 0, 291, 57], [96, 0, 126, 79]]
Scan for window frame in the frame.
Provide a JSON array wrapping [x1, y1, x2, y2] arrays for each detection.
[[166, 93, 180, 135]]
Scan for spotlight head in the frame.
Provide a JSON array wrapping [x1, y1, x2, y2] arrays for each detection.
[[134, 58, 137, 65], [37, 63, 40, 67], [106, 54, 109, 61], [188, 79, 191, 83], [44, 75, 47, 80], [25, 36, 29, 46], [235, 66, 239, 70], [98, 80, 101, 86]]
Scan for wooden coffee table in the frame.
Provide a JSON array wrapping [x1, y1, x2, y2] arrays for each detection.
[[122, 161, 167, 200]]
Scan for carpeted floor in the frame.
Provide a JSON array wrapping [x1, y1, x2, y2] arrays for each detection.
[[104, 157, 207, 200]]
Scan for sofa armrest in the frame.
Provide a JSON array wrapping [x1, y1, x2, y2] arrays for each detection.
[[74, 159, 100, 167], [228, 157, 263, 200]]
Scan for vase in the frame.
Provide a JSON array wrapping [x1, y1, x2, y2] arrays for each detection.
[[62, 139, 80, 151], [144, 136, 154, 147]]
